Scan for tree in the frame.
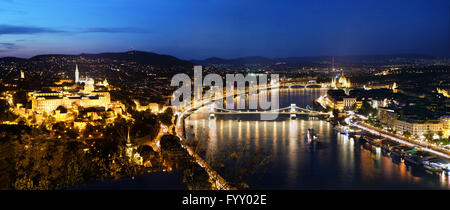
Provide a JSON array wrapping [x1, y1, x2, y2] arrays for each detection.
[[52, 122, 66, 136], [0, 99, 9, 112], [437, 131, 443, 140], [131, 110, 159, 138], [424, 131, 433, 141], [158, 107, 174, 126], [17, 117, 26, 125], [358, 100, 377, 117], [56, 105, 67, 113], [350, 103, 357, 111], [403, 131, 411, 137], [14, 177, 35, 190], [12, 91, 28, 106], [0, 99, 17, 122]]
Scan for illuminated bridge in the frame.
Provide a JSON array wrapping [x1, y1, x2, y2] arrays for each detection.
[[280, 81, 331, 88], [173, 88, 330, 190], [197, 103, 330, 120]]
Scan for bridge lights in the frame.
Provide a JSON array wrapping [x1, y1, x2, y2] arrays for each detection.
[[209, 104, 215, 119], [290, 104, 296, 120]]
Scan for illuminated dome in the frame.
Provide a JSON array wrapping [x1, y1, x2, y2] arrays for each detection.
[[84, 78, 95, 93], [86, 78, 95, 85]]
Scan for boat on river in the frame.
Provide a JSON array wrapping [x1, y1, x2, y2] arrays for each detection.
[[305, 128, 319, 143], [422, 157, 450, 172], [381, 141, 400, 152], [390, 145, 411, 158], [360, 135, 384, 147], [403, 148, 430, 166]]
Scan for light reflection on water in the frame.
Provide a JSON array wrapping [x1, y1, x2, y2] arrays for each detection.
[[185, 88, 450, 189]]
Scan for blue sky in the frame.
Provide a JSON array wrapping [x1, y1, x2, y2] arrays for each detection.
[[0, 0, 449, 59]]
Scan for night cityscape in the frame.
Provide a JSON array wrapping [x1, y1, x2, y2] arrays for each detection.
[[0, 0, 449, 208]]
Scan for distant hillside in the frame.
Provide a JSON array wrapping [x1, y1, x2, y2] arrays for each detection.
[[0, 57, 29, 63], [191, 56, 275, 65], [1, 52, 436, 66], [28, 51, 193, 66], [192, 54, 436, 65]]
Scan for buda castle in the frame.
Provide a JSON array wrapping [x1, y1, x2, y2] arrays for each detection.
[[31, 65, 111, 114]]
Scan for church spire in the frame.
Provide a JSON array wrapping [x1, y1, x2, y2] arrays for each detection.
[[75, 64, 79, 83], [127, 126, 131, 145]]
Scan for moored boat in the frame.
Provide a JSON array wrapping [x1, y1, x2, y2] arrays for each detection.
[[361, 135, 384, 147], [381, 141, 399, 152], [403, 149, 429, 166], [423, 157, 449, 172], [390, 145, 410, 158]]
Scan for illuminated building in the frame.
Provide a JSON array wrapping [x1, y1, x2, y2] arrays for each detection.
[[392, 82, 398, 93], [365, 84, 390, 89], [30, 66, 112, 114], [395, 119, 443, 137], [134, 100, 163, 113], [84, 78, 95, 94], [54, 79, 73, 85], [331, 77, 336, 88], [378, 108, 397, 129], [379, 108, 447, 138], [441, 116, 450, 138], [74, 64, 94, 84], [323, 89, 362, 111], [31, 90, 111, 114], [343, 97, 358, 109], [324, 96, 361, 111], [437, 88, 449, 98], [331, 72, 351, 88], [96, 78, 109, 87]]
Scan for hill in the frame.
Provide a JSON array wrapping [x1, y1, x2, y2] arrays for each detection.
[[28, 51, 192, 66], [192, 54, 436, 65]]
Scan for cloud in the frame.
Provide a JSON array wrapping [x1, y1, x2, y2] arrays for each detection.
[[82, 27, 147, 33], [0, 25, 147, 35], [0, 43, 17, 49], [0, 24, 66, 35], [0, 42, 19, 52]]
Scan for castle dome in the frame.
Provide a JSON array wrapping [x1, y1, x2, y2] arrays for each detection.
[[86, 78, 95, 85]]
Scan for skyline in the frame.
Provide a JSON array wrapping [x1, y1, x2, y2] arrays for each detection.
[[1, 0, 450, 59], [2, 0, 450, 197]]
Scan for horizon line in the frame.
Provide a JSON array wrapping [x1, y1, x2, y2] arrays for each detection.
[[0, 50, 444, 61]]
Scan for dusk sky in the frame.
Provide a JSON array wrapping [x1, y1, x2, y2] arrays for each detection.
[[1, 0, 449, 59]]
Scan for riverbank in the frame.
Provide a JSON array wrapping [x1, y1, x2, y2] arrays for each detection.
[[344, 116, 450, 174], [348, 117, 450, 160], [176, 110, 234, 190]]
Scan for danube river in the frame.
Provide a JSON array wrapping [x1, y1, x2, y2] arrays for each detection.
[[184, 88, 450, 189]]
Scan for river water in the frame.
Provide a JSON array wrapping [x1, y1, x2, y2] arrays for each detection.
[[184, 88, 450, 189]]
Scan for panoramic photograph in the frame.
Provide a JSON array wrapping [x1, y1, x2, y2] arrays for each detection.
[[0, 0, 449, 208]]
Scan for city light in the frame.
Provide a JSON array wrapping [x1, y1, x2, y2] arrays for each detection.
[[0, 0, 448, 202]]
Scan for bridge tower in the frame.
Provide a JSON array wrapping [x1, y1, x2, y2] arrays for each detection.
[[290, 104, 296, 120], [209, 104, 215, 120]]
